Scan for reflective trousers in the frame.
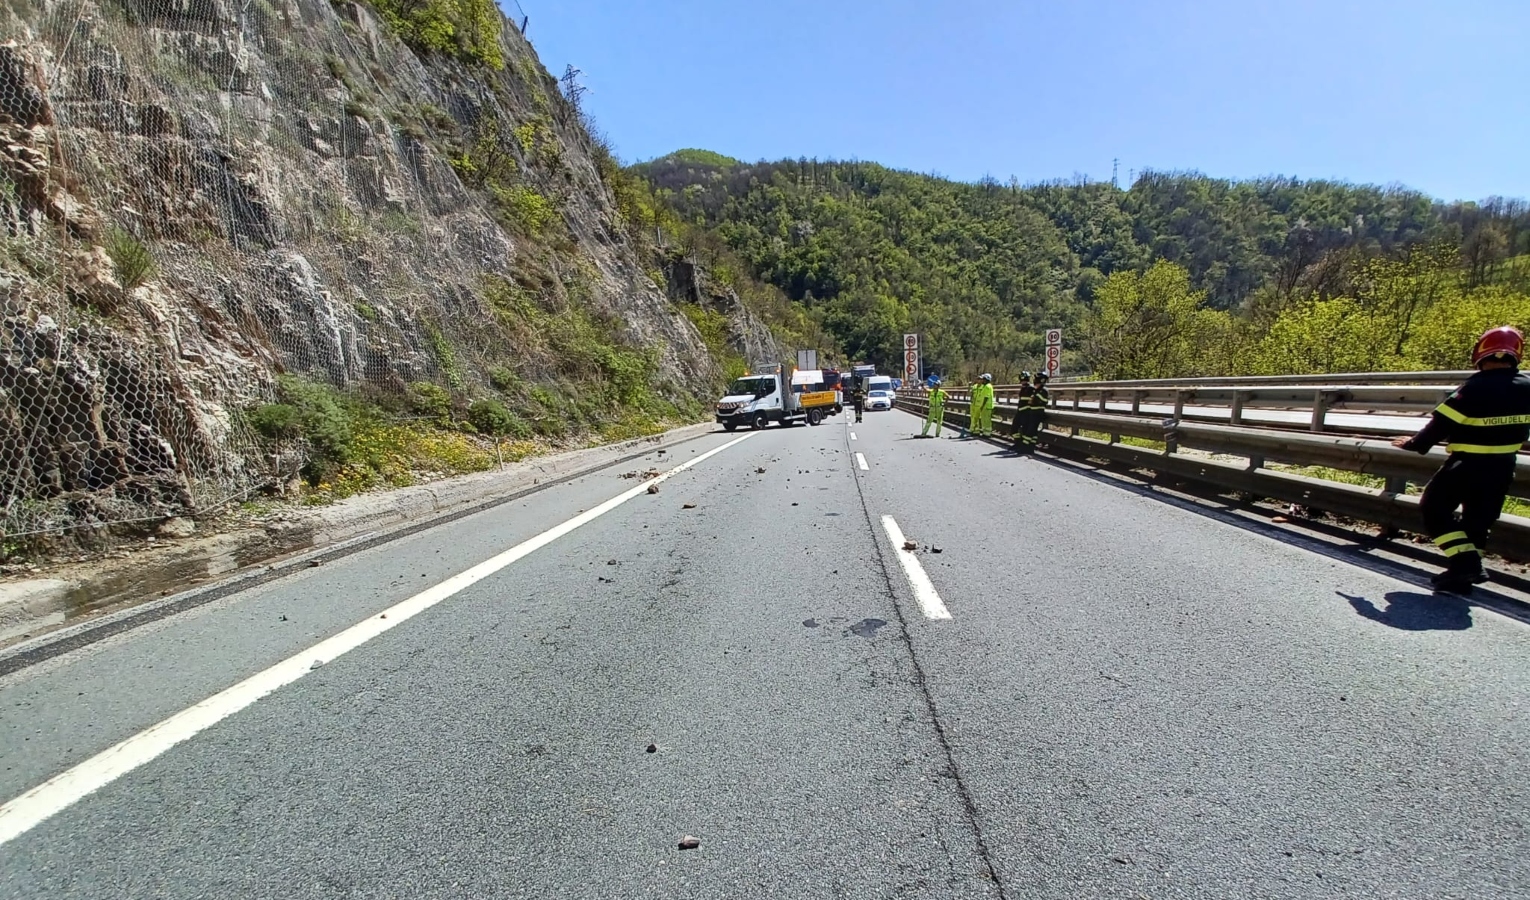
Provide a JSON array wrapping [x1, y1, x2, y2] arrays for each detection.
[[922, 404, 944, 436], [970, 404, 993, 436], [1420, 453, 1514, 573], [1014, 408, 1040, 451]]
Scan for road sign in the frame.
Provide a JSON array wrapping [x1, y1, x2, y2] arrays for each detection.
[[904, 348, 920, 381], [903, 335, 921, 382], [1044, 328, 1062, 377]]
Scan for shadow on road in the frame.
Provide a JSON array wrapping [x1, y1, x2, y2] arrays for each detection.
[[1340, 591, 1473, 631], [1017, 450, 1530, 628]]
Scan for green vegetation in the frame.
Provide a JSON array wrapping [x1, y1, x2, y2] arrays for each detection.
[[104, 227, 155, 292], [483, 275, 659, 408], [657, 149, 742, 169], [680, 303, 747, 380], [635, 156, 1530, 379], [487, 365, 518, 392], [249, 376, 501, 501], [421, 321, 464, 388], [368, 0, 504, 70], [490, 183, 557, 236], [467, 398, 531, 438]]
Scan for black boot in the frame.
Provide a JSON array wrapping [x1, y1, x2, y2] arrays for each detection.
[[1433, 552, 1487, 593]]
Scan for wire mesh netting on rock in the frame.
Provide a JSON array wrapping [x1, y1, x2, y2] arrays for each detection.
[[0, 0, 563, 548]]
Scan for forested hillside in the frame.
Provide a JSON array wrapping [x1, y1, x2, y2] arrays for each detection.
[[634, 152, 1530, 380]]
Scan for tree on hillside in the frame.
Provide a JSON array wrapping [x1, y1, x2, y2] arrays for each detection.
[[1082, 262, 1234, 379], [630, 152, 1530, 377]]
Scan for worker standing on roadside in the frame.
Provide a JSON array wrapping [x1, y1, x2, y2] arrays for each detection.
[[1020, 371, 1052, 453], [921, 380, 947, 437], [1393, 326, 1530, 593], [969, 374, 995, 437], [852, 382, 866, 424], [1011, 372, 1035, 451]]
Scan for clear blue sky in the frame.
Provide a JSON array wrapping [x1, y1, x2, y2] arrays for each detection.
[[514, 0, 1529, 202]]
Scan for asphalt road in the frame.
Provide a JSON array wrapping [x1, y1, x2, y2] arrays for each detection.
[[1, 409, 1526, 898]]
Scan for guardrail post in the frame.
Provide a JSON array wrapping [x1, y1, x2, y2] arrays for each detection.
[[1072, 392, 1081, 411], [1099, 390, 1109, 414], [1230, 390, 1244, 426], [1248, 454, 1264, 470], [1384, 476, 1408, 495], [1131, 391, 1142, 415], [1310, 391, 1329, 433]]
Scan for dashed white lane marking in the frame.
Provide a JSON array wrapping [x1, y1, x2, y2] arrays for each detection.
[[881, 516, 952, 621], [855, 452, 869, 470], [0, 433, 758, 848], [850, 432, 857, 441]]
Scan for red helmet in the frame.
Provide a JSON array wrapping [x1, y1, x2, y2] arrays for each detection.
[[1471, 326, 1524, 367]]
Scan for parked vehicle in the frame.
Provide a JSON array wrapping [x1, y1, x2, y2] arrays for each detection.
[[715, 364, 835, 430]]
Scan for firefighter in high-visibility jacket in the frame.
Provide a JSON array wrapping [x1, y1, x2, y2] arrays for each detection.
[[1011, 372, 1035, 450], [969, 374, 995, 437], [1394, 326, 1530, 593], [921, 380, 947, 437]]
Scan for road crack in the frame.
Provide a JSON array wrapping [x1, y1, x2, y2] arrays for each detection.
[[846, 432, 1010, 899]]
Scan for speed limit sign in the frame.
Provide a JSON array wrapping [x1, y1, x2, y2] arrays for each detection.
[[1045, 329, 1062, 346]]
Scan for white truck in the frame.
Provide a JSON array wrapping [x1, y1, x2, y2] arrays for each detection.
[[715, 364, 839, 431]]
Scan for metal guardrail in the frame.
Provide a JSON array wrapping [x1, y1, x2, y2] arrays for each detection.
[[897, 372, 1530, 561], [939, 372, 1474, 436]]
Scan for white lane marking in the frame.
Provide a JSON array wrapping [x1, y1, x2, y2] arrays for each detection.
[[855, 452, 869, 470], [881, 516, 952, 621], [849, 432, 857, 441], [0, 433, 756, 847]]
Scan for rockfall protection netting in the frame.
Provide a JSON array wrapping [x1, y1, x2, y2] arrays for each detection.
[[0, 0, 548, 547]]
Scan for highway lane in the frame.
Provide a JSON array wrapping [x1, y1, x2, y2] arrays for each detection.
[[1, 407, 1526, 898], [0, 419, 994, 899], [855, 409, 1530, 898], [0, 432, 752, 803]]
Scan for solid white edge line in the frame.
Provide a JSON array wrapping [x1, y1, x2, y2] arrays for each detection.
[[0, 432, 757, 847], [881, 516, 952, 621], [855, 452, 869, 470]]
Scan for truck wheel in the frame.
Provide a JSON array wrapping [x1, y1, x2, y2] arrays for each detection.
[[723, 422, 738, 432], [751, 413, 767, 431], [808, 409, 823, 426]]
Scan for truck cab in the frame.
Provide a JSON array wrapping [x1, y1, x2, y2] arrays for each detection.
[[716, 371, 784, 432]]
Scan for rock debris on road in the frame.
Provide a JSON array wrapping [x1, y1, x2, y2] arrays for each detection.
[[0, 414, 1526, 899]]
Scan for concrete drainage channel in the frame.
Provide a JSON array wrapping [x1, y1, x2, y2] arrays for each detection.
[[0, 424, 720, 676]]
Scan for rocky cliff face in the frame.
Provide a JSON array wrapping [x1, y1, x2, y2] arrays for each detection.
[[0, 0, 781, 545]]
